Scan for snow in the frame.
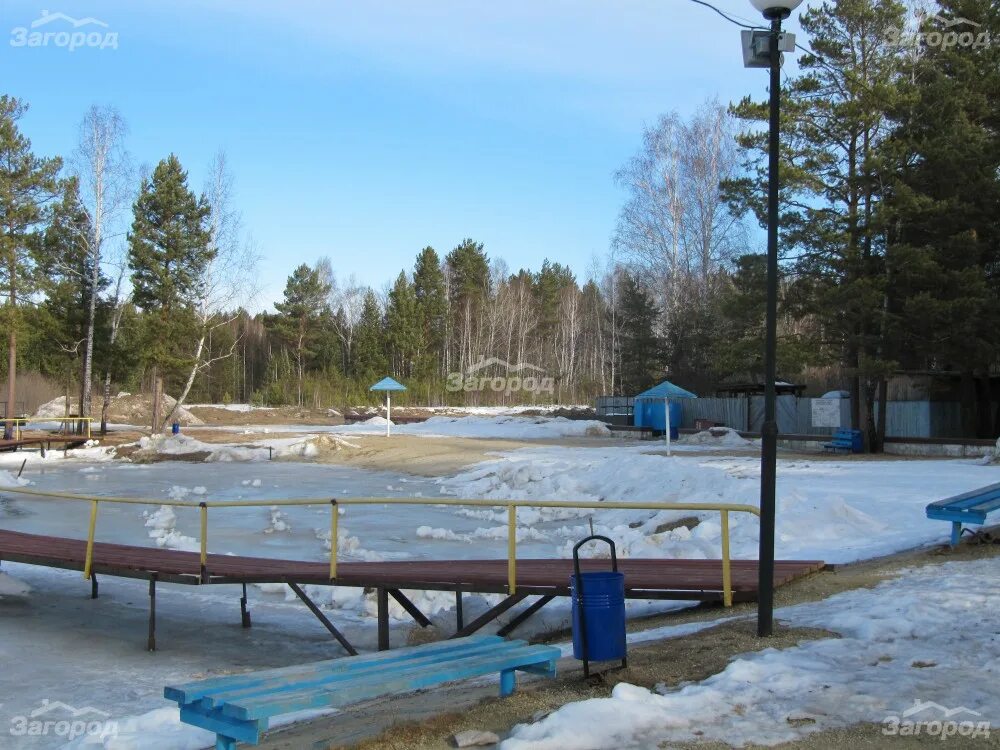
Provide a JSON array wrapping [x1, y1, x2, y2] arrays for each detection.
[[187, 403, 272, 413], [678, 426, 757, 448], [439, 446, 1000, 565], [0, 570, 31, 596], [198, 414, 611, 441], [3, 434, 1000, 749], [502, 557, 1000, 749]]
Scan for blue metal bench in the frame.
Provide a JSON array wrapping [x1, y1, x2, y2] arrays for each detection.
[[926, 482, 1000, 547], [164, 635, 560, 749], [823, 428, 862, 453]]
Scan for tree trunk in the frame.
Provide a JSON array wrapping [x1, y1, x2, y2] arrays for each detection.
[[160, 333, 205, 430], [80, 265, 99, 419], [875, 377, 888, 453], [151, 368, 162, 434]]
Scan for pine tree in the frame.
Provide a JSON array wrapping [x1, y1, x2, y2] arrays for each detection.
[[445, 239, 489, 373], [412, 246, 447, 378], [127, 154, 213, 429], [386, 271, 420, 378], [727, 0, 907, 449], [881, 0, 1000, 437], [38, 178, 106, 412], [273, 263, 331, 407], [0, 95, 62, 426], [352, 289, 387, 380], [616, 273, 662, 395]]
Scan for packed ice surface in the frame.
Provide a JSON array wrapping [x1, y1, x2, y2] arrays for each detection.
[[501, 557, 1000, 749]]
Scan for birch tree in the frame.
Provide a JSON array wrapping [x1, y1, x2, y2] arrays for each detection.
[[72, 105, 130, 422]]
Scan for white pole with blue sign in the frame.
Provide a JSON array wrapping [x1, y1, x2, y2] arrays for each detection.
[[369, 377, 407, 438], [664, 397, 671, 456]]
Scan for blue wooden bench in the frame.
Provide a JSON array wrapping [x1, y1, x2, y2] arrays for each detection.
[[926, 482, 1000, 547], [164, 635, 560, 749], [823, 428, 862, 453]]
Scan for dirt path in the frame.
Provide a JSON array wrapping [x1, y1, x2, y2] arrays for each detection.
[[256, 539, 1000, 750]]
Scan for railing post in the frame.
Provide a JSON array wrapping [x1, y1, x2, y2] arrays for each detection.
[[720, 509, 732, 607], [507, 504, 517, 594], [83, 500, 99, 579], [199, 502, 208, 582], [329, 499, 339, 579]]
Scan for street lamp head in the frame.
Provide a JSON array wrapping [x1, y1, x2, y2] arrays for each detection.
[[749, 0, 802, 20]]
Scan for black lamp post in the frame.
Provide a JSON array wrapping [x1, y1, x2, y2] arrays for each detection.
[[744, 0, 801, 637]]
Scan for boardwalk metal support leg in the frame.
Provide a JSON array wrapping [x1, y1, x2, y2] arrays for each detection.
[[91, 572, 98, 599], [499, 669, 516, 697], [455, 592, 464, 631], [951, 522, 962, 548], [451, 593, 528, 639], [287, 582, 357, 656], [240, 583, 251, 628], [147, 574, 157, 652], [497, 595, 555, 637], [377, 587, 390, 651], [215, 736, 237, 750], [387, 588, 431, 628]]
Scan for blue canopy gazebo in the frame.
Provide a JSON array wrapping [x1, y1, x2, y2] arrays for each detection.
[[369, 377, 407, 437], [633, 380, 697, 451]]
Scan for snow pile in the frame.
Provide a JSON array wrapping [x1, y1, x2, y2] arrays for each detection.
[[502, 557, 1000, 749], [680, 426, 756, 448], [0, 469, 30, 488], [416, 524, 550, 544], [407, 415, 609, 440], [187, 403, 269, 413], [135, 433, 267, 462], [33, 395, 75, 418], [62, 706, 212, 750], [263, 506, 291, 534], [143, 505, 199, 552], [105, 393, 204, 426], [35, 392, 204, 426], [362, 415, 391, 426], [0, 571, 31, 597], [441, 446, 1000, 564]]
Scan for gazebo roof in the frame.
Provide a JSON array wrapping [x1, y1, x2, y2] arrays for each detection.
[[369, 377, 407, 392]]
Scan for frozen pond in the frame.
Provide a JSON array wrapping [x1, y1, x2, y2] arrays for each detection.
[[0, 461, 570, 562]]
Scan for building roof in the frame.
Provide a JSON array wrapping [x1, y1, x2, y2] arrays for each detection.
[[369, 377, 407, 392], [634, 380, 697, 400]]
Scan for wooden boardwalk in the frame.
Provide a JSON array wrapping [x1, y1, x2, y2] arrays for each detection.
[[0, 529, 824, 651]]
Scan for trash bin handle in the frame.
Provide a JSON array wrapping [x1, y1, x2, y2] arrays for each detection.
[[572, 534, 619, 581]]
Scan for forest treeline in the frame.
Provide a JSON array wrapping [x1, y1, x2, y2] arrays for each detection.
[[1, 0, 998, 444]]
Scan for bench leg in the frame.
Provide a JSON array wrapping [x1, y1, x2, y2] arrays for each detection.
[[240, 583, 252, 628], [148, 574, 157, 652], [951, 522, 962, 548], [377, 587, 390, 651], [215, 736, 238, 750], [499, 669, 516, 697]]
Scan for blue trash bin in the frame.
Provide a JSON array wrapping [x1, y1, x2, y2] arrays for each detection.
[[171, 422, 180, 435], [571, 535, 627, 677]]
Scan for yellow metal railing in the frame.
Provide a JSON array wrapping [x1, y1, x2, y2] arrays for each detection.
[[3, 417, 93, 440], [0, 486, 759, 607]]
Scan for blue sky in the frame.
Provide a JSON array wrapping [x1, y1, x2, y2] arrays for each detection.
[[2, 0, 808, 310]]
